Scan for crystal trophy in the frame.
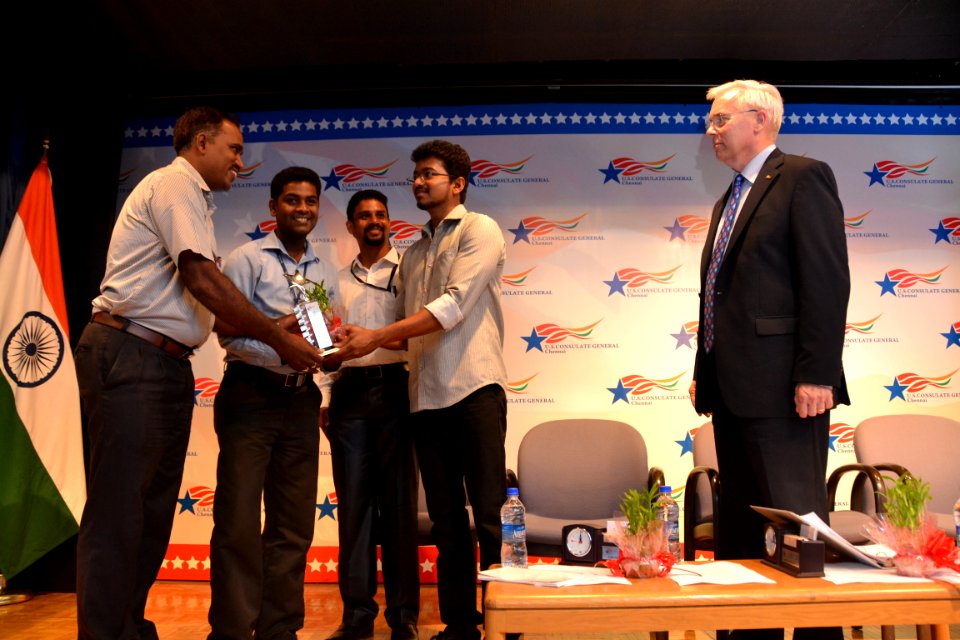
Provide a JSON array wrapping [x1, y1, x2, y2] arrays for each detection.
[[288, 273, 339, 355]]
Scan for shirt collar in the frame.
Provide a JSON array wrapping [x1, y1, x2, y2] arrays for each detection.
[[421, 204, 467, 238], [172, 155, 211, 194], [261, 230, 319, 265], [172, 156, 216, 215], [739, 144, 777, 185], [351, 246, 400, 272]]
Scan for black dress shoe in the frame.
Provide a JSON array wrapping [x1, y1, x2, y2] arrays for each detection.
[[327, 623, 374, 640], [390, 623, 418, 640], [429, 627, 480, 640]]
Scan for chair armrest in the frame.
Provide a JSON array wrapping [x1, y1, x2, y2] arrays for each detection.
[[505, 468, 518, 489], [873, 462, 912, 479], [683, 466, 720, 561], [826, 463, 885, 514]]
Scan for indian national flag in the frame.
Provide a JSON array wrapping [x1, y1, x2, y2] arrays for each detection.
[[0, 157, 85, 579]]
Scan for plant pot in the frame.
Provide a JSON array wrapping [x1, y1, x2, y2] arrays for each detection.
[[606, 520, 673, 579]]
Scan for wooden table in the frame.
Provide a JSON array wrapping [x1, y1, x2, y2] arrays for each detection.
[[484, 560, 960, 640]]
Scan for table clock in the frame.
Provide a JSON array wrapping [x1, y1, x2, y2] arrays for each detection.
[[762, 521, 825, 577], [561, 524, 605, 565]]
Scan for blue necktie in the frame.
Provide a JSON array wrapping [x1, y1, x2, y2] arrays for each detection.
[[703, 174, 745, 353]]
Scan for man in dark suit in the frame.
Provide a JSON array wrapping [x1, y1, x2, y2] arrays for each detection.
[[690, 80, 850, 640]]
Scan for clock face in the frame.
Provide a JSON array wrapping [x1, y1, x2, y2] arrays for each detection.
[[764, 524, 779, 559], [565, 526, 594, 558]]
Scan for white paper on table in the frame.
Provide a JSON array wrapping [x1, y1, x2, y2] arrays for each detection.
[[829, 564, 960, 585], [668, 561, 777, 586], [823, 562, 939, 584], [479, 564, 631, 587], [932, 570, 960, 585]]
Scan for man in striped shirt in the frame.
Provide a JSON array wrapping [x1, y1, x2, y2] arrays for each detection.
[[74, 107, 326, 640], [338, 140, 507, 640]]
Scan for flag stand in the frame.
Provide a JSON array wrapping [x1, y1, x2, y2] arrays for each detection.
[[0, 572, 33, 606]]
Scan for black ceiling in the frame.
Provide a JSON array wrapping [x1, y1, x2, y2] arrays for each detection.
[[10, 0, 960, 112], [98, 0, 960, 69]]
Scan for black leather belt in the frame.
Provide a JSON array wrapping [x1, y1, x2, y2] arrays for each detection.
[[226, 361, 312, 388], [91, 312, 195, 359], [338, 362, 408, 382]]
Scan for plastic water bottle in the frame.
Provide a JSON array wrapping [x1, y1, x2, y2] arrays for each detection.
[[658, 485, 681, 562], [500, 487, 528, 568], [954, 496, 960, 548]]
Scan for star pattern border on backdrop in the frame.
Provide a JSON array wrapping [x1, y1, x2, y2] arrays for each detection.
[[122, 103, 960, 147]]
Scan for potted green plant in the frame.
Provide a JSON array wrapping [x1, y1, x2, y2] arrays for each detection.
[[604, 485, 675, 578], [864, 474, 959, 576]]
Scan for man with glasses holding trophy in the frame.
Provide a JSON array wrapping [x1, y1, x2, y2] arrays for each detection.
[[337, 140, 508, 640]]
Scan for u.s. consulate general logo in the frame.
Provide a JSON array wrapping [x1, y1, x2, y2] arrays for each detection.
[[604, 265, 697, 297], [884, 369, 960, 403], [864, 158, 952, 189], [501, 267, 554, 297], [321, 160, 408, 192], [521, 320, 619, 353], [389, 219, 423, 251], [505, 374, 556, 405], [598, 154, 693, 186], [843, 314, 899, 346], [507, 213, 604, 245], [608, 372, 688, 405], [469, 156, 549, 188]]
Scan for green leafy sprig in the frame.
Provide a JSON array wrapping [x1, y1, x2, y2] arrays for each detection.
[[304, 280, 331, 312], [619, 485, 662, 535], [883, 474, 931, 530]]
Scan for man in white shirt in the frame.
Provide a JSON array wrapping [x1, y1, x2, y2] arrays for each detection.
[[322, 190, 419, 640], [337, 140, 507, 640]]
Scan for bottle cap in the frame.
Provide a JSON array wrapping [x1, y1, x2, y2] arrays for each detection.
[[660, 486, 672, 493], [506, 487, 519, 497]]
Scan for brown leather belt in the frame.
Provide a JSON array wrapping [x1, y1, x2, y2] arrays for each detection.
[[91, 312, 195, 359], [226, 360, 311, 388]]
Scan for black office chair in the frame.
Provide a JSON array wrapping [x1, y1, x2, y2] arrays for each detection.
[[683, 421, 721, 561]]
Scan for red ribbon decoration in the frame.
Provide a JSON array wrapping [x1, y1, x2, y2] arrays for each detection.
[[922, 529, 960, 572], [600, 551, 677, 578]]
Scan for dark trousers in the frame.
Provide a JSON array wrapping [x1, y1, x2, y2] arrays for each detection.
[[712, 391, 842, 640], [328, 366, 419, 629], [207, 362, 321, 640], [414, 384, 507, 633], [75, 322, 195, 640]]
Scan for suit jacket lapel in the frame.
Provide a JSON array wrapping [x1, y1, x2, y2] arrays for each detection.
[[722, 149, 784, 258]]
